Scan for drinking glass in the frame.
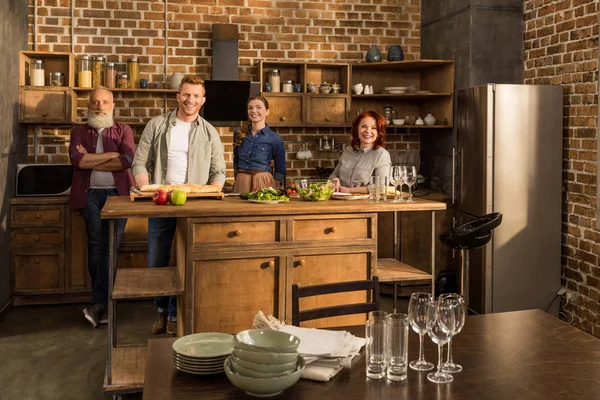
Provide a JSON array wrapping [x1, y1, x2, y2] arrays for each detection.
[[439, 294, 466, 373], [385, 313, 409, 381], [378, 175, 389, 202], [390, 166, 405, 203], [369, 176, 380, 203], [403, 165, 417, 202], [365, 311, 388, 379], [426, 300, 455, 383], [407, 292, 434, 371]]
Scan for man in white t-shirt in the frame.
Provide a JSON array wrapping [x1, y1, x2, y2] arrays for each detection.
[[132, 75, 226, 335]]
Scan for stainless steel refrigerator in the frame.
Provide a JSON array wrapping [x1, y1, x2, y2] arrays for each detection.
[[457, 84, 563, 315]]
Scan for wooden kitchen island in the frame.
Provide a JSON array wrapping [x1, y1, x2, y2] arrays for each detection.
[[100, 196, 446, 395]]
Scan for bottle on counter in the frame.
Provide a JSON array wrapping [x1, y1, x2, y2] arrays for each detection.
[[104, 62, 116, 88], [127, 58, 140, 89], [30, 60, 45, 86], [92, 56, 105, 87], [77, 56, 92, 88], [268, 69, 281, 93]]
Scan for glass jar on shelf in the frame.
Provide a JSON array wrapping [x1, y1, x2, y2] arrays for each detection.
[[117, 72, 129, 89], [92, 56, 105, 87], [282, 80, 293, 93], [30, 60, 45, 86], [77, 56, 92, 88], [127, 58, 140, 88], [48, 72, 64, 87], [268, 69, 281, 92], [104, 62, 116, 88]]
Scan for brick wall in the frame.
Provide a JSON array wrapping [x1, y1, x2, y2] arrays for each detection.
[[523, 0, 599, 336], [26, 0, 422, 185]]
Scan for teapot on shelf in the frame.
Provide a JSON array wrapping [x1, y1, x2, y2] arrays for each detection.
[[296, 143, 312, 160]]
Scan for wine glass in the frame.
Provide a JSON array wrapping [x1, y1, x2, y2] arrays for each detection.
[[439, 293, 466, 373], [426, 299, 456, 383], [407, 292, 434, 371], [389, 166, 404, 203], [403, 165, 417, 202]]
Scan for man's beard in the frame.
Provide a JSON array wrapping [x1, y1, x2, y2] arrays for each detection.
[[87, 110, 114, 130]]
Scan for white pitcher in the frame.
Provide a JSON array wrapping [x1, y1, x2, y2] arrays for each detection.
[[352, 83, 364, 95]]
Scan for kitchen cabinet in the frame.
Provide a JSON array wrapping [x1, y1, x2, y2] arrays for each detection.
[[258, 60, 351, 127], [351, 60, 455, 129], [9, 197, 150, 304]]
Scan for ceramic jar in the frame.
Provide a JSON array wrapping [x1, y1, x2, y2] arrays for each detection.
[[415, 117, 425, 126], [366, 44, 382, 62], [320, 82, 332, 94], [387, 45, 404, 61], [424, 113, 436, 126], [169, 72, 184, 90], [332, 83, 341, 94], [307, 82, 319, 93]]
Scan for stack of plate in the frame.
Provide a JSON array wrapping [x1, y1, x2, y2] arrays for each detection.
[[172, 332, 235, 375]]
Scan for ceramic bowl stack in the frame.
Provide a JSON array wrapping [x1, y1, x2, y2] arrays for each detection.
[[225, 329, 305, 397], [172, 332, 235, 375]]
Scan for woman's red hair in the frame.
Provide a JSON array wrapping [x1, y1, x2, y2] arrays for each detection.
[[350, 110, 387, 150]]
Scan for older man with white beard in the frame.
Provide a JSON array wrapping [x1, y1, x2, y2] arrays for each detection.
[[69, 86, 136, 328]]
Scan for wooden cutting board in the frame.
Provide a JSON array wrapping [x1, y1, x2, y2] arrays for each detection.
[[129, 191, 225, 201]]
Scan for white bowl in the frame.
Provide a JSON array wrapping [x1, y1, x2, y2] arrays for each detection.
[[224, 357, 305, 397], [393, 119, 405, 125]]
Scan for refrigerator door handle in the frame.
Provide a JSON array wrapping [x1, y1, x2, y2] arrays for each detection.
[[452, 147, 456, 204], [452, 216, 456, 258]]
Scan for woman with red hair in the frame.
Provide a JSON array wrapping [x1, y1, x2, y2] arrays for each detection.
[[329, 111, 392, 193]]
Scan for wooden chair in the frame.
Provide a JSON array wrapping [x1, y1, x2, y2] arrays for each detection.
[[291, 276, 380, 327]]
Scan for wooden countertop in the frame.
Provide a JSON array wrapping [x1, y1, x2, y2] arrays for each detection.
[[101, 196, 446, 219]]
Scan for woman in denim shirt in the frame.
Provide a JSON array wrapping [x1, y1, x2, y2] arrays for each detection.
[[233, 95, 286, 193]]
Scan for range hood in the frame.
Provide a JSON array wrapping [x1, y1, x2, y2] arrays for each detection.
[[201, 24, 260, 127]]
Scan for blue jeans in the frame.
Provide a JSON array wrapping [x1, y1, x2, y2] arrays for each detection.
[[148, 217, 177, 319], [83, 189, 126, 306]]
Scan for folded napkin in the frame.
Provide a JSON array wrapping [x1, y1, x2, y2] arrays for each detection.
[[252, 312, 366, 382]]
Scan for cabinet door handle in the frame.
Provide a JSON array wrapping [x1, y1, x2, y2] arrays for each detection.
[[41, 113, 48, 118], [34, 235, 40, 242], [234, 230, 242, 237], [280, 116, 286, 121], [34, 258, 40, 264], [295, 259, 305, 268], [35, 213, 41, 219], [326, 226, 336, 234], [261, 260, 275, 269], [325, 117, 330, 122]]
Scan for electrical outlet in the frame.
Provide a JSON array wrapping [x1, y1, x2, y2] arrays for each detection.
[[566, 290, 579, 302]]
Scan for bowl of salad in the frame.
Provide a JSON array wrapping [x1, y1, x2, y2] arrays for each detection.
[[295, 179, 334, 201]]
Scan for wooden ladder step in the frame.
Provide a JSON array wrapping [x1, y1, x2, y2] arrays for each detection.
[[103, 345, 146, 394], [113, 267, 183, 299], [375, 258, 432, 282]]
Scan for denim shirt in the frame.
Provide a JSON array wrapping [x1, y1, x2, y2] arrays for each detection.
[[233, 126, 286, 182]]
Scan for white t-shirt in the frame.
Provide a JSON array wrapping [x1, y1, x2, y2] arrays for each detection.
[[89, 128, 117, 189], [166, 119, 191, 184]]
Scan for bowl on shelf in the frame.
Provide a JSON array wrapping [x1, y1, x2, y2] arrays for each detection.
[[295, 179, 334, 201], [230, 355, 297, 378], [235, 329, 300, 353], [224, 356, 305, 397], [392, 119, 405, 126]]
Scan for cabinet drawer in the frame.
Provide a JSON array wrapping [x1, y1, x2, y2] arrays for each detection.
[[19, 87, 76, 123], [307, 96, 348, 125], [11, 205, 65, 227], [191, 220, 281, 248], [292, 216, 372, 242], [11, 251, 64, 294], [264, 95, 303, 126], [118, 251, 148, 269], [10, 229, 64, 249]]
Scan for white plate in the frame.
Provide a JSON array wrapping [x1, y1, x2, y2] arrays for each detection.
[[248, 199, 286, 204], [384, 86, 408, 90], [387, 90, 406, 94], [332, 194, 370, 200]]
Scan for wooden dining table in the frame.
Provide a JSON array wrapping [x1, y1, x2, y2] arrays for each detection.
[[142, 309, 600, 399]]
